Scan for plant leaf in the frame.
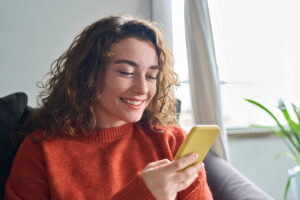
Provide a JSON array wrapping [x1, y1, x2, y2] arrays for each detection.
[[292, 103, 300, 149], [274, 152, 296, 162], [245, 99, 288, 134], [245, 99, 299, 155], [295, 154, 300, 165], [277, 99, 300, 152], [250, 124, 298, 160], [250, 124, 284, 138], [292, 103, 300, 123], [284, 173, 297, 200]]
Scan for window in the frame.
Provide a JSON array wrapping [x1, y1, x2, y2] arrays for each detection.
[[173, 0, 300, 129], [172, 0, 194, 128]]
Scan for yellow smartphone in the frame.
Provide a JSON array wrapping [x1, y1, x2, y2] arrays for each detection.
[[174, 125, 220, 167]]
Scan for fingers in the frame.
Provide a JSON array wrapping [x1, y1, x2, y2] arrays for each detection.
[[168, 153, 199, 172], [142, 159, 176, 200], [142, 157, 204, 200], [171, 162, 204, 192], [174, 162, 204, 183], [144, 159, 171, 170], [177, 172, 199, 192]]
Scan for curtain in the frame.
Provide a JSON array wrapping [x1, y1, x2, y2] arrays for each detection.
[[184, 0, 229, 160]]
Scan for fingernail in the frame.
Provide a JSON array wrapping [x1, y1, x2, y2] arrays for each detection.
[[198, 162, 204, 169], [194, 153, 199, 158]]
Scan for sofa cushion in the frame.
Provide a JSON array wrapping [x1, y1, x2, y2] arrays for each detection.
[[204, 151, 273, 200], [0, 92, 28, 199], [0, 92, 28, 136]]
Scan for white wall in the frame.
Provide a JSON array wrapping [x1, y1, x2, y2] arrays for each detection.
[[228, 134, 295, 199], [0, 0, 151, 106]]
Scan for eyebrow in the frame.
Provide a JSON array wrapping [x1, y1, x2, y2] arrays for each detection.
[[114, 59, 160, 70]]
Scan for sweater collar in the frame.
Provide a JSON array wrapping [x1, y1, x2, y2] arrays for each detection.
[[78, 123, 134, 144]]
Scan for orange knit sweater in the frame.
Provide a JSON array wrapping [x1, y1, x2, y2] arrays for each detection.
[[5, 123, 213, 200]]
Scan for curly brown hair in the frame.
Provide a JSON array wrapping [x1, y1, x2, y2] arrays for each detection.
[[25, 15, 179, 138]]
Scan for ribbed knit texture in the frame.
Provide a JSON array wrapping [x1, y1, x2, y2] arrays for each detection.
[[5, 123, 213, 200]]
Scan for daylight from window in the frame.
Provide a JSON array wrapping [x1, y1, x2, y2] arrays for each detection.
[[173, 0, 300, 129], [172, 0, 194, 128]]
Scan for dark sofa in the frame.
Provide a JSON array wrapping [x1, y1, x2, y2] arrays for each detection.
[[0, 92, 273, 200]]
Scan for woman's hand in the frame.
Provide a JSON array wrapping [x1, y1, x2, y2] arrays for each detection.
[[141, 153, 204, 200]]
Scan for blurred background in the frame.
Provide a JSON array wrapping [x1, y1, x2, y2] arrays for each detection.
[[2, 0, 300, 199]]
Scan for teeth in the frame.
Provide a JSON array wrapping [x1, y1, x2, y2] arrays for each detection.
[[121, 98, 143, 106]]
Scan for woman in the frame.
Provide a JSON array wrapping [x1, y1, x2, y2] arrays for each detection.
[[5, 15, 213, 200]]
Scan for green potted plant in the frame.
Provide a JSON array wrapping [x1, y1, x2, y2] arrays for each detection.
[[245, 98, 300, 200]]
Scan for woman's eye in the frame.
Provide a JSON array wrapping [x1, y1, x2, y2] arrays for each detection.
[[119, 71, 133, 76], [147, 75, 157, 80]]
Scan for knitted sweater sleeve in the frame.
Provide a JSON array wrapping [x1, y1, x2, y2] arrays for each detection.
[[168, 126, 213, 200], [111, 172, 156, 200], [5, 135, 49, 200]]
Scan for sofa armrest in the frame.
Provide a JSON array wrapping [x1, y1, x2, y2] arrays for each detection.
[[204, 151, 273, 200]]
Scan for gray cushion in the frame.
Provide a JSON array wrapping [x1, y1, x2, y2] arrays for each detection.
[[204, 151, 274, 200]]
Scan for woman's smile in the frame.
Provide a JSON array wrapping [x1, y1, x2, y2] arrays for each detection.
[[120, 97, 146, 108], [92, 37, 159, 129]]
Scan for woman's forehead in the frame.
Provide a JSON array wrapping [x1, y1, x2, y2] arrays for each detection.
[[108, 37, 159, 66]]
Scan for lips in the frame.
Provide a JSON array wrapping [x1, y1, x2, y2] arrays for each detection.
[[120, 97, 145, 106]]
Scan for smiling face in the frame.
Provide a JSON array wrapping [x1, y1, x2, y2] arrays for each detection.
[[92, 37, 159, 129]]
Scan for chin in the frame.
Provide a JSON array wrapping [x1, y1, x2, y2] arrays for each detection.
[[122, 114, 144, 123]]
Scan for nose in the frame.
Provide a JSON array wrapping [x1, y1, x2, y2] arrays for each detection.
[[132, 75, 148, 95]]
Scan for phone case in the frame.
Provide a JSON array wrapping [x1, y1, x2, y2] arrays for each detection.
[[174, 125, 220, 166]]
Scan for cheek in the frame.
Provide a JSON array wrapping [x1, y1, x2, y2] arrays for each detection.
[[102, 79, 125, 98]]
